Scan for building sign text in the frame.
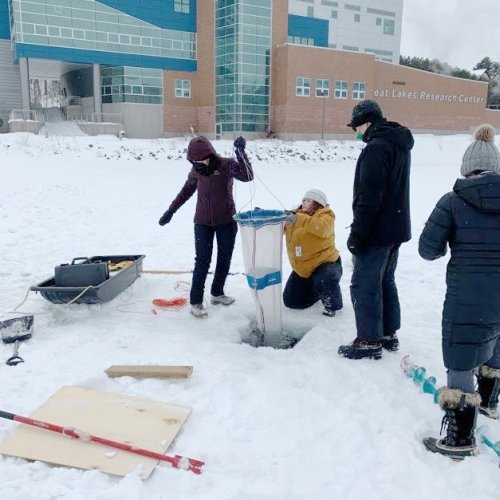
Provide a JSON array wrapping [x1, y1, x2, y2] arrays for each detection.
[[373, 88, 484, 105]]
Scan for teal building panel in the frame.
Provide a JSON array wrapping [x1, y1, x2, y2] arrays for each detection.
[[288, 14, 328, 47], [15, 43, 197, 71], [0, 0, 10, 40], [96, 0, 196, 32]]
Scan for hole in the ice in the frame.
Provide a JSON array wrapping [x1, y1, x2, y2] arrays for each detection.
[[238, 320, 310, 349]]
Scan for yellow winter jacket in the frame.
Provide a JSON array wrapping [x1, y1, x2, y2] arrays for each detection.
[[285, 207, 340, 278]]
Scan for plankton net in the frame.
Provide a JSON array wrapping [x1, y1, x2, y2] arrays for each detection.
[[233, 209, 287, 346]]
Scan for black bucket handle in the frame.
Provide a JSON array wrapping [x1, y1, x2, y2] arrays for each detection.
[[71, 257, 91, 265], [6, 340, 24, 366]]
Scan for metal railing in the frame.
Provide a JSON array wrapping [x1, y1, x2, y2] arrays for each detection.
[[64, 96, 82, 107], [9, 109, 44, 122], [9, 108, 124, 128], [72, 112, 124, 125]]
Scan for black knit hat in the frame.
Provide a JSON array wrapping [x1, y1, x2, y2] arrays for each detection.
[[347, 100, 383, 130]]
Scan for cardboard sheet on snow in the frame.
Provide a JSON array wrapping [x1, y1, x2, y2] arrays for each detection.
[[0, 385, 191, 479]]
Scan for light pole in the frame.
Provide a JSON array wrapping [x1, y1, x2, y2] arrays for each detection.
[[320, 90, 327, 141]]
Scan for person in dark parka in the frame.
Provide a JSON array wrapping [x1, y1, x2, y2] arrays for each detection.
[[158, 135, 254, 318], [419, 124, 500, 460], [338, 100, 414, 360]]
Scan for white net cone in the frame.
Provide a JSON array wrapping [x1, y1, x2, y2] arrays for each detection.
[[234, 210, 287, 345]]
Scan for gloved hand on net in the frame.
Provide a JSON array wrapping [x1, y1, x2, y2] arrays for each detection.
[[234, 136, 246, 152], [158, 209, 174, 226], [285, 211, 298, 225]]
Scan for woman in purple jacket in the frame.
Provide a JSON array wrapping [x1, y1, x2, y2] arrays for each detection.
[[158, 136, 254, 317]]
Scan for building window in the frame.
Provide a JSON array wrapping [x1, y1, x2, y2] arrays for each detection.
[[296, 77, 311, 97], [352, 82, 366, 100], [331, 10, 338, 19], [13, 1, 196, 63], [334, 80, 348, 99], [175, 79, 191, 98], [101, 67, 163, 105], [365, 48, 393, 58], [376, 17, 382, 26], [316, 79, 329, 97], [307, 6, 314, 17], [384, 19, 395, 35], [288, 35, 315, 46], [215, 0, 271, 133], [367, 8, 396, 17], [174, 0, 190, 14], [354, 14, 360, 22]]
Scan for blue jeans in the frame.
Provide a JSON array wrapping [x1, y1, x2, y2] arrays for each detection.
[[283, 260, 343, 311], [350, 244, 401, 340], [190, 222, 237, 305]]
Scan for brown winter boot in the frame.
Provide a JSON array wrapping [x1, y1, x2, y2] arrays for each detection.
[[477, 365, 500, 419], [423, 387, 480, 460], [338, 338, 382, 360]]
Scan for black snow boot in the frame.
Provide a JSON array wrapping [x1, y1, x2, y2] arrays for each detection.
[[477, 365, 500, 419], [338, 338, 382, 360], [423, 388, 480, 460], [381, 332, 399, 352]]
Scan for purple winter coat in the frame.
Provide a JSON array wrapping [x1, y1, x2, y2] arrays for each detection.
[[168, 136, 254, 226]]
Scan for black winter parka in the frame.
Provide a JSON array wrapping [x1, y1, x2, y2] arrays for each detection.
[[350, 119, 414, 249], [419, 172, 500, 370]]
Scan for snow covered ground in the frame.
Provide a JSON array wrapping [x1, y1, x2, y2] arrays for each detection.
[[0, 130, 498, 499]]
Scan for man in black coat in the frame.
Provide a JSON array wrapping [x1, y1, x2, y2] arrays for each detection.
[[419, 124, 500, 460], [338, 100, 414, 360]]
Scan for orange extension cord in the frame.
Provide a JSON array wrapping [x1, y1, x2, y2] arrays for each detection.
[[152, 297, 187, 309], [151, 282, 190, 313]]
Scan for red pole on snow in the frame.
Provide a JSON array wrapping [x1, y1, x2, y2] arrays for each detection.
[[0, 410, 204, 474]]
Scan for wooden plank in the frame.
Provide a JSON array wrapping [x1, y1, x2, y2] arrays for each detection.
[[141, 269, 192, 275], [0, 386, 191, 479], [141, 269, 241, 275], [105, 365, 193, 379]]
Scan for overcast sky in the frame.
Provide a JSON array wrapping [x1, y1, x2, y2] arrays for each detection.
[[401, 0, 499, 70]]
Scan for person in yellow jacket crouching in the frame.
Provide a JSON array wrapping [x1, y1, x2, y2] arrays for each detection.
[[283, 189, 343, 317]]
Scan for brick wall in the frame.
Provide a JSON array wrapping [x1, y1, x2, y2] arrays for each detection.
[[271, 44, 496, 136], [164, 1, 215, 137], [164, 1, 500, 138]]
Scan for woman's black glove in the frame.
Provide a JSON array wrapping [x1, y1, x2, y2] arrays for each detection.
[[234, 136, 246, 151], [159, 210, 173, 226], [347, 231, 365, 256]]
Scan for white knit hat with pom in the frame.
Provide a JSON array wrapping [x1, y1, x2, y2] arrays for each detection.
[[461, 124, 500, 177]]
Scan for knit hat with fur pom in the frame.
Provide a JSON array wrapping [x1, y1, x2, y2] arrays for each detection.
[[461, 124, 500, 177]]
